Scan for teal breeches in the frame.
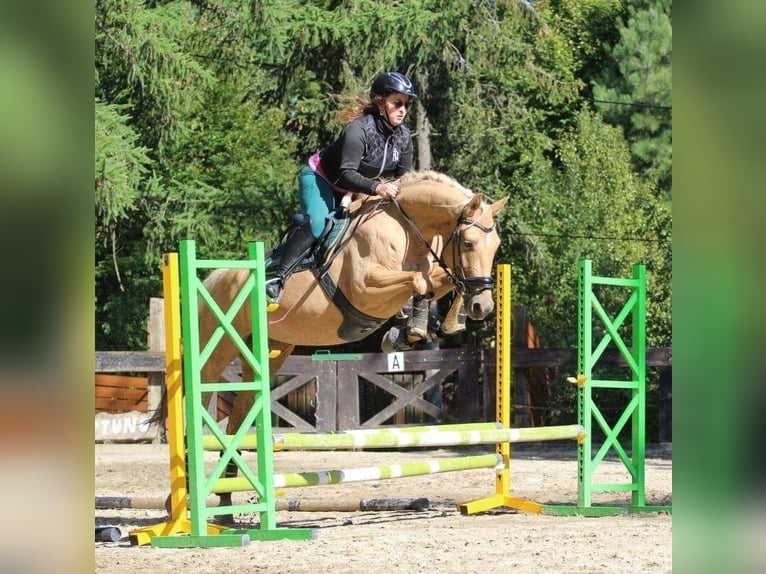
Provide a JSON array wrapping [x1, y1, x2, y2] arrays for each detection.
[[298, 165, 336, 238]]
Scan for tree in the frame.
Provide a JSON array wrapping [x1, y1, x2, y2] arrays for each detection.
[[95, 0, 211, 348], [93, 0, 671, 357], [522, 109, 670, 348], [592, 0, 672, 197]]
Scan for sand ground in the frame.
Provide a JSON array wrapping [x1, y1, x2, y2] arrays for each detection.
[[95, 442, 672, 573]]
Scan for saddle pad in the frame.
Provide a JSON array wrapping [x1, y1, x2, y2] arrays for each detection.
[[265, 214, 351, 275]]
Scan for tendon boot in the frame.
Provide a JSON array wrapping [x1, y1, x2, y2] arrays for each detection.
[[265, 217, 315, 303], [405, 293, 430, 340]]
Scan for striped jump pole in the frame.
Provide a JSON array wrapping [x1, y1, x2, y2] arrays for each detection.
[[213, 454, 504, 494], [201, 421, 501, 451], [202, 424, 585, 451]]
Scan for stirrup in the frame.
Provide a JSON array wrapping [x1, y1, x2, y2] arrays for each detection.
[[265, 277, 283, 303]]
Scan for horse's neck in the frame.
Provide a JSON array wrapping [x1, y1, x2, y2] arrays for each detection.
[[396, 192, 462, 237]]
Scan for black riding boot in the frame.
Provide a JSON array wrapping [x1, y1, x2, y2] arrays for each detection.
[[265, 218, 315, 303]]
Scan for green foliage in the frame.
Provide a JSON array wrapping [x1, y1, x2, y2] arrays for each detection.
[[512, 110, 671, 349], [142, 77, 300, 260], [96, 252, 162, 350], [94, 99, 163, 351], [95, 0, 212, 151], [94, 0, 671, 377], [95, 100, 153, 240], [542, 0, 625, 90]]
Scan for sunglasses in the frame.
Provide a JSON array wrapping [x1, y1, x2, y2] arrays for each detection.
[[389, 98, 412, 110]]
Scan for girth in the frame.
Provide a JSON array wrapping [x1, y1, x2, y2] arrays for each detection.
[[313, 270, 388, 342]]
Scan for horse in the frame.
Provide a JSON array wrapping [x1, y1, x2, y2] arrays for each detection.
[[197, 170, 508, 510]]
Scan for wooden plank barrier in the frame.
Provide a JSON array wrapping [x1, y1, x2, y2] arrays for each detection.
[[95, 374, 149, 412]]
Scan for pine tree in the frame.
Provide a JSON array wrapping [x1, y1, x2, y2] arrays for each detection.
[[593, 0, 672, 197]]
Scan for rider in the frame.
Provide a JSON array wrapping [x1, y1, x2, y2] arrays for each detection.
[[265, 71, 429, 340]]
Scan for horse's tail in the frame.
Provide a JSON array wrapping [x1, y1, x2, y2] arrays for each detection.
[[146, 382, 168, 434]]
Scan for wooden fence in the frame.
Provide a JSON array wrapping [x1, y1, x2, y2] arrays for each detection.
[[95, 302, 672, 441]]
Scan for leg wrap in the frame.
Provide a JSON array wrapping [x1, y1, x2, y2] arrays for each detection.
[[406, 294, 430, 339]]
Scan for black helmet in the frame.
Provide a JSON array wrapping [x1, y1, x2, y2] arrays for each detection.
[[370, 72, 417, 99]]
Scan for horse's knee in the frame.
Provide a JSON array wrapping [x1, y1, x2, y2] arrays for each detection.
[[412, 274, 430, 295]]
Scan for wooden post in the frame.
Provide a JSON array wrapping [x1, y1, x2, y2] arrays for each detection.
[[147, 297, 165, 442], [511, 305, 530, 428], [482, 347, 496, 422], [658, 367, 672, 443]]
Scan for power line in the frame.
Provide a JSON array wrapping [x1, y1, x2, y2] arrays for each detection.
[[510, 231, 668, 243], [592, 98, 671, 111]]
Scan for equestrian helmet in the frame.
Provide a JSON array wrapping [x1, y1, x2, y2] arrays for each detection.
[[370, 72, 417, 99]]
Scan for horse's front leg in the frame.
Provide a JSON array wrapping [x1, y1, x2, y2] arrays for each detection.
[[363, 267, 433, 298]]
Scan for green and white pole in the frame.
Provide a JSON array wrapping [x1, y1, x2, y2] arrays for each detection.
[[214, 454, 504, 493], [202, 424, 585, 451]]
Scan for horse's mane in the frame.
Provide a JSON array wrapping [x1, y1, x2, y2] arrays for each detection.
[[398, 170, 473, 199], [204, 267, 228, 288]]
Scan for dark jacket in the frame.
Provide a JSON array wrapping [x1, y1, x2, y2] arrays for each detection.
[[319, 112, 413, 195]]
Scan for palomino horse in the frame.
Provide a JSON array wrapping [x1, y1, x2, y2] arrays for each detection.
[[200, 170, 508, 436]]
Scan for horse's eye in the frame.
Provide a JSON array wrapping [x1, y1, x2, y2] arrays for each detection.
[[462, 240, 474, 250]]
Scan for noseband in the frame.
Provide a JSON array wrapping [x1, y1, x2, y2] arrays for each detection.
[[448, 213, 496, 297], [391, 199, 496, 297]]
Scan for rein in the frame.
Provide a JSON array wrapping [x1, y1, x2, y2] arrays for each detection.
[[390, 198, 496, 296]]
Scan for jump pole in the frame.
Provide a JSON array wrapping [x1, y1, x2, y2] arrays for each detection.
[[201, 421, 504, 451], [99, 495, 431, 512], [214, 454, 504, 493], [202, 423, 584, 451]]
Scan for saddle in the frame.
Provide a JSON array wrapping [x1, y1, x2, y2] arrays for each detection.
[[265, 212, 350, 277], [266, 212, 386, 340]]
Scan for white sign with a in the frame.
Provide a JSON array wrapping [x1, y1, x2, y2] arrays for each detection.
[[387, 352, 405, 372], [95, 411, 158, 442]]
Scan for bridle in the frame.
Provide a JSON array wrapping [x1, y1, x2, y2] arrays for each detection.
[[391, 199, 496, 298]]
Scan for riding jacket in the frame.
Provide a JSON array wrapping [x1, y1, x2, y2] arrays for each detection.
[[318, 112, 413, 195]]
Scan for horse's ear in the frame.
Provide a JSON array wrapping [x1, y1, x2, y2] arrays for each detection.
[[490, 195, 510, 215], [464, 194, 484, 218]]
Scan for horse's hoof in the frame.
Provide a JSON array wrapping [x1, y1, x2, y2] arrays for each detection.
[[412, 276, 429, 295], [439, 324, 466, 336], [381, 327, 414, 352], [406, 325, 428, 339], [212, 513, 236, 526]]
